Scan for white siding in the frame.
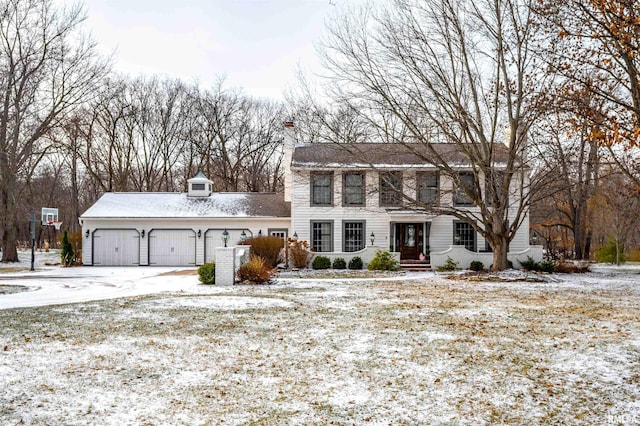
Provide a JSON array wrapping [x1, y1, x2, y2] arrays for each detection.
[[92, 229, 140, 266], [148, 229, 196, 266]]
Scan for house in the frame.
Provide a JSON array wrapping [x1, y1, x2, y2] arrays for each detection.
[[284, 125, 542, 269], [80, 123, 541, 268], [79, 172, 290, 266]]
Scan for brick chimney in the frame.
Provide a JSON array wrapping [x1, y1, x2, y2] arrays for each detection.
[[283, 121, 295, 202]]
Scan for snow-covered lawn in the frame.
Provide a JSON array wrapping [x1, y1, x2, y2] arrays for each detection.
[[0, 255, 639, 425]]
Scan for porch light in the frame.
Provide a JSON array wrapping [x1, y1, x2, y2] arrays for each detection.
[[240, 230, 247, 242], [141, 230, 145, 238], [292, 232, 298, 241], [197, 229, 201, 238], [85, 229, 90, 238], [258, 229, 262, 236], [454, 234, 461, 244], [222, 229, 229, 247], [531, 233, 538, 244], [370, 232, 375, 246]]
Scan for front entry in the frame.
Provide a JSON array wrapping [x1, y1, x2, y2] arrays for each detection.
[[395, 223, 425, 260]]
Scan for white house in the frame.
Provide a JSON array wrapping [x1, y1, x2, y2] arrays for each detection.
[[80, 124, 541, 268], [79, 172, 290, 266]]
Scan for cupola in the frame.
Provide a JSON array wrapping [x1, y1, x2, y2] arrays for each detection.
[[187, 171, 213, 197]]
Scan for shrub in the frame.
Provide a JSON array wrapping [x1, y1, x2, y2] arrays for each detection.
[[243, 236, 283, 268], [539, 260, 557, 273], [518, 256, 556, 273], [469, 260, 484, 272], [436, 256, 458, 272], [236, 255, 273, 284], [332, 257, 347, 269], [61, 231, 75, 267], [312, 255, 331, 270], [198, 262, 216, 284], [596, 239, 625, 264], [348, 256, 363, 270], [519, 256, 539, 271], [288, 238, 312, 269], [367, 251, 400, 271]]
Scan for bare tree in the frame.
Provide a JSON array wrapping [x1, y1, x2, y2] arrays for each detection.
[[0, 0, 108, 262], [308, 0, 548, 269]]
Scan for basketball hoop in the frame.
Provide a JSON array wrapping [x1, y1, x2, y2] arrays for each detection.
[[48, 221, 63, 231]]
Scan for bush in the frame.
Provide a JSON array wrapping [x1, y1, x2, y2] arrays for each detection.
[[367, 251, 400, 271], [236, 255, 273, 284], [436, 256, 458, 272], [469, 260, 484, 271], [198, 262, 216, 284], [596, 239, 625, 264], [312, 255, 331, 270], [332, 257, 347, 269], [348, 256, 363, 270], [519, 256, 539, 271], [518, 256, 556, 273], [61, 230, 75, 267], [244, 236, 283, 268], [539, 260, 556, 273], [288, 238, 312, 269]]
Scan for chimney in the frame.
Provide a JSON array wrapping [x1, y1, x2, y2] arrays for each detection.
[[283, 121, 295, 202]]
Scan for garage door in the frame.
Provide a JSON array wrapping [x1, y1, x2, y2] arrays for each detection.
[[149, 229, 196, 266], [93, 229, 140, 266], [204, 229, 248, 263]]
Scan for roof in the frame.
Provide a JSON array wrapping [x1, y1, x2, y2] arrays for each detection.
[[291, 142, 513, 168], [81, 192, 291, 219], [187, 171, 211, 183]]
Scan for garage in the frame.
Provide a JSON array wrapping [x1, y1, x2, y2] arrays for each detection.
[[148, 229, 196, 266], [92, 229, 140, 266]]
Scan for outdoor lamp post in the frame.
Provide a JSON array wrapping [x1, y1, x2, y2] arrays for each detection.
[[222, 229, 229, 247], [532, 233, 538, 245], [370, 232, 375, 246], [292, 232, 298, 241], [454, 234, 461, 245], [240, 230, 247, 242]]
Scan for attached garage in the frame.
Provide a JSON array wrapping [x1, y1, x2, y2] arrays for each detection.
[[148, 229, 196, 266], [92, 229, 140, 266]]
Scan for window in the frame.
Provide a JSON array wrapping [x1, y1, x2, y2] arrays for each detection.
[[343, 221, 365, 252], [311, 221, 333, 252], [311, 172, 333, 206], [454, 221, 476, 252], [417, 171, 439, 205], [268, 229, 288, 240], [454, 172, 476, 206], [192, 183, 205, 191], [379, 171, 403, 207], [343, 172, 365, 206]]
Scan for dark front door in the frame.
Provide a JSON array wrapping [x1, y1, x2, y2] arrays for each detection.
[[395, 223, 424, 260]]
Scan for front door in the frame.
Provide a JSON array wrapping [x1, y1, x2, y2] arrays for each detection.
[[395, 223, 424, 260]]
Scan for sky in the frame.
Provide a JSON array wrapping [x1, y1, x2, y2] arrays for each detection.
[[59, 0, 352, 100]]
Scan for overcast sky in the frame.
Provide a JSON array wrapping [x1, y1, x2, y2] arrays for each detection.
[[61, 0, 353, 100]]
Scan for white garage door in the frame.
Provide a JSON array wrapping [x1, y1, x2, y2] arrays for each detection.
[[204, 229, 249, 263], [149, 229, 196, 266], [93, 229, 140, 266]]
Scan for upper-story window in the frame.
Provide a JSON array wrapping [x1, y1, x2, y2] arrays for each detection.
[[343, 172, 365, 207], [379, 171, 403, 207], [485, 171, 506, 207], [417, 171, 439, 206], [311, 172, 333, 206], [454, 171, 476, 206]]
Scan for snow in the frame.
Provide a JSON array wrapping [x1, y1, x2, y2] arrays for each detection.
[[0, 255, 639, 424], [80, 192, 250, 218]]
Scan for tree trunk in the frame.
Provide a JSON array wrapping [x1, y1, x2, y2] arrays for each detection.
[[491, 236, 510, 271], [1, 183, 19, 262]]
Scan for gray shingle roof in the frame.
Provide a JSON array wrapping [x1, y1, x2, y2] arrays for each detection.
[[291, 142, 513, 168]]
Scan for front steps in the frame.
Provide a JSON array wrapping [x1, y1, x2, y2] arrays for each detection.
[[400, 260, 431, 271]]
